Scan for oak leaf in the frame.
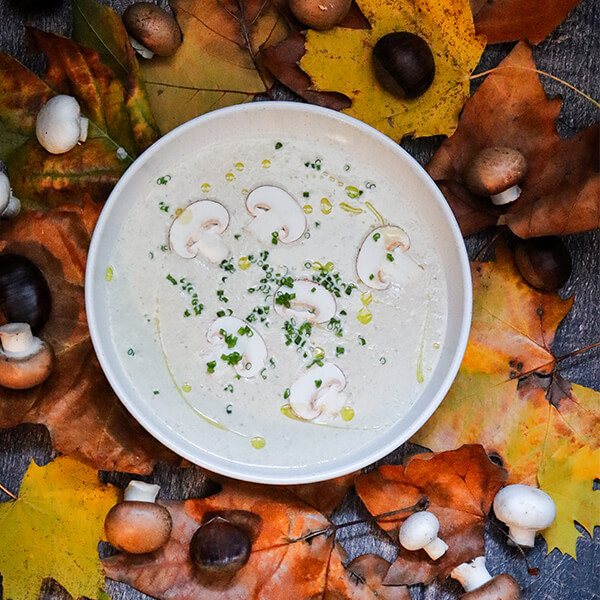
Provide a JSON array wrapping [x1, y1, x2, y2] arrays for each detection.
[[0, 203, 179, 473], [411, 244, 600, 556], [427, 42, 600, 238], [473, 0, 582, 44], [355, 445, 507, 585], [0, 27, 158, 209], [103, 479, 402, 599], [0, 455, 118, 600], [139, 0, 289, 135], [300, 0, 485, 140]]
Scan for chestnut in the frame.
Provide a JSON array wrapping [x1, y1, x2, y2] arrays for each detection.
[[515, 237, 572, 291], [0, 254, 52, 333], [372, 32, 435, 99]]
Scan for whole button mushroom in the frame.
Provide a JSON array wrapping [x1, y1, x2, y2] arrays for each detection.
[[464, 147, 528, 205], [36, 95, 88, 154], [0, 323, 55, 390], [398, 510, 448, 560], [289, 0, 352, 30], [451, 557, 521, 600], [493, 484, 556, 547], [104, 480, 172, 554], [123, 3, 183, 59], [0, 173, 20, 219]]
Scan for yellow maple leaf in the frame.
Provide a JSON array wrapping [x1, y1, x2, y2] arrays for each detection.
[[0, 456, 118, 600], [538, 444, 600, 558], [301, 0, 486, 140], [140, 0, 288, 134]]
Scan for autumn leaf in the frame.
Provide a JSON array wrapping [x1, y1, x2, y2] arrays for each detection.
[[538, 444, 600, 557], [139, 0, 289, 135], [427, 42, 600, 238], [300, 0, 485, 140], [355, 445, 507, 585], [0, 203, 179, 473], [0, 27, 158, 208], [0, 455, 118, 600], [473, 0, 583, 44], [412, 244, 600, 556], [103, 479, 399, 599]]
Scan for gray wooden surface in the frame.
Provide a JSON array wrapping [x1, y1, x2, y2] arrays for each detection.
[[0, 1, 598, 599]]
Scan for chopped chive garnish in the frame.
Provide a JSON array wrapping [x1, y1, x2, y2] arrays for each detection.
[[217, 310, 226, 317], [379, 357, 387, 365], [219, 329, 238, 348], [283, 388, 291, 399], [386, 253, 395, 262], [358, 336, 366, 346], [221, 352, 242, 366], [314, 379, 322, 388], [207, 360, 217, 373], [336, 346, 345, 357], [369, 274, 375, 280], [373, 232, 381, 242], [226, 403, 233, 413], [275, 142, 283, 149], [275, 292, 296, 308], [271, 231, 279, 245], [166, 274, 177, 285]]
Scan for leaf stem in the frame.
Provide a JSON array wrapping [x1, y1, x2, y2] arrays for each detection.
[[470, 66, 600, 109], [0, 482, 17, 500]]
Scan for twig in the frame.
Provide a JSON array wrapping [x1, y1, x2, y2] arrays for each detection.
[[0, 482, 17, 500]]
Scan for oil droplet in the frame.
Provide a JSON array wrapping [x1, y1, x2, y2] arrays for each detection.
[[433, 341, 440, 349], [357, 307, 372, 324], [178, 208, 192, 224], [238, 256, 251, 270], [261, 159, 271, 169], [329, 176, 335, 182], [339, 202, 363, 214], [241, 188, 248, 196], [345, 186, 360, 199], [280, 404, 297, 419], [303, 204, 313, 214], [361, 291, 372, 306], [324, 261, 335, 272], [105, 267, 114, 281], [175, 207, 183, 217], [182, 383, 192, 393], [201, 183, 211, 193], [337, 180, 344, 187], [225, 172, 235, 181], [235, 162, 244, 171], [251, 436, 266, 449], [320, 198, 332, 214], [341, 406, 355, 421]]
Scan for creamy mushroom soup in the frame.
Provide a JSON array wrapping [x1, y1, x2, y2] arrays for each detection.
[[106, 137, 448, 467]]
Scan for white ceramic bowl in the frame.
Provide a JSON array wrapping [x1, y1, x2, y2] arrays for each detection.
[[86, 102, 471, 484]]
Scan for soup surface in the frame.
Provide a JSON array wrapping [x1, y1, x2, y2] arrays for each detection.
[[106, 136, 448, 467]]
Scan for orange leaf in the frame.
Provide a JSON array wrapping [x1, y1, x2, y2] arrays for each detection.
[[427, 42, 600, 238], [355, 445, 507, 585]]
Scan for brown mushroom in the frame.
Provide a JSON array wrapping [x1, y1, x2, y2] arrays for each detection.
[[0, 323, 54, 389], [123, 2, 182, 58], [462, 574, 521, 600], [289, 0, 352, 30], [464, 147, 527, 205], [104, 480, 172, 554]]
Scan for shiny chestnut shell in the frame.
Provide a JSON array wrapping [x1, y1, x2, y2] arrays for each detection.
[[0, 254, 52, 333], [515, 237, 572, 291], [372, 32, 435, 99], [190, 516, 251, 574]]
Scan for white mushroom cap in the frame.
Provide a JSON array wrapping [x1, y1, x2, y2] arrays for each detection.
[[0, 173, 20, 219], [450, 556, 493, 592], [0, 323, 54, 390], [169, 200, 230, 264], [288, 362, 347, 420], [245, 186, 306, 245], [273, 280, 336, 324], [493, 484, 556, 547], [398, 511, 448, 560], [356, 225, 423, 290], [35, 95, 89, 154], [206, 316, 267, 379]]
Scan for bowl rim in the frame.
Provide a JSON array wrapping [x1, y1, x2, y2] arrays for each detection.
[[85, 101, 472, 484]]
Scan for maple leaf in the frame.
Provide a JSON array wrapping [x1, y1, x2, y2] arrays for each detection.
[[103, 479, 401, 599], [139, 0, 289, 135], [355, 445, 507, 585], [411, 244, 600, 556], [0, 455, 118, 600], [0, 203, 179, 473], [300, 0, 485, 140], [427, 42, 600, 238], [0, 26, 158, 209], [473, 0, 583, 44]]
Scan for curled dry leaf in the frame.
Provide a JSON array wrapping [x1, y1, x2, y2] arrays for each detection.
[[473, 0, 583, 44], [103, 480, 396, 599], [412, 244, 600, 557], [300, 0, 485, 140], [0, 203, 179, 473], [427, 41, 600, 238], [139, 0, 289, 135], [355, 445, 508, 585]]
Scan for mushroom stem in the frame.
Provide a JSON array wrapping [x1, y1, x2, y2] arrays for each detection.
[[2, 195, 21, 219], [123, 480, 161, 503], [504, 524, 538, 547], [129, 36, 155, 59], [491, 185, 521, 206], [0, 323, 38, 354], [423, 536, 449, 560], [451, 556, 492, 592], [78, 116, 89, 143]]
